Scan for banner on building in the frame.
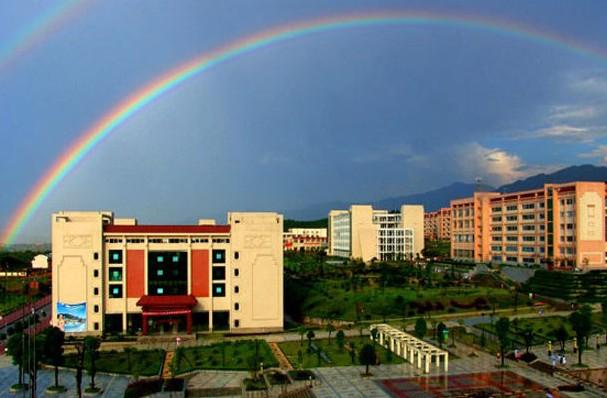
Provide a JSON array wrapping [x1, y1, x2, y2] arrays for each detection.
[[56, 302, 87, 332]]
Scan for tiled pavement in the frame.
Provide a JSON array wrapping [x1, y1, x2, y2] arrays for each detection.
[[0, 356, 129, 397]]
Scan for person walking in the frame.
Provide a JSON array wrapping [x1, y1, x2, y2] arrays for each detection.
[[547, 340, 553, 357], [573, 337, 578, 354]]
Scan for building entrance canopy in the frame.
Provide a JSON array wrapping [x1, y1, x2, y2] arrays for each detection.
[[136, 295, 197, 335]]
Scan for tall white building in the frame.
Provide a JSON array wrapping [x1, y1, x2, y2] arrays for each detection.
[[328, 204, 424, 262]]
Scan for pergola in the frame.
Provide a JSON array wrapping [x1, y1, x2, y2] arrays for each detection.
[[370, 323, 448, 373]]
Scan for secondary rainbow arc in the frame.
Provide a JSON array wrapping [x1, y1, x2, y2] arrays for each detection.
[[3, 11, 607, 245]]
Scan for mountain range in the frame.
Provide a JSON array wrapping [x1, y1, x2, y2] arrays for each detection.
[[285, 164, 607, 219]]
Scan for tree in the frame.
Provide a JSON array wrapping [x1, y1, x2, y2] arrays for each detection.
[[436, 322, 447, 348], [495, 317, 511, 367], [370, 328, 378, 343], [297, 326, 307, 346], [84, 336, 101, 391], [42, 327, 65, 390], [554, 325, 569, 352], [570, 305, 593, 366], [520, 326, 534, 354], [348, 342, 356, 364], [602, 300, 607, 344], [414, 318, 427, 339], [6, 333, 25, 387], [306, 329, 315, 352], [326, 324, 336, 345], [359, 344, 377, 376], [335, 330, 345, 352]]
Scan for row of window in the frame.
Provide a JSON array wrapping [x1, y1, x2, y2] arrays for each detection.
[[492, 203, 546, 213], [104, 237, 229, 244]]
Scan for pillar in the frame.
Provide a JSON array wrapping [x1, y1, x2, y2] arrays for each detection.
[[436, 353, 440, 368], [444, 354, 449, 372], [425, 354, 430, 373], [209, 310, 213, 332], [417, 348, 422, 368], [142, 314, 148, 335]]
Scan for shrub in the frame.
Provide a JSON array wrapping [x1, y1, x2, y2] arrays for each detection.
[[124, 378, 163, 398]]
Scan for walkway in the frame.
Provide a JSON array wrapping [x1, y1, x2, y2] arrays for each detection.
[[270, 342, 294, 371]]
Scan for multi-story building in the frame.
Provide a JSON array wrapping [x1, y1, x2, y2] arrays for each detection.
[[283, 228, 327, 252], [450, 182, 607, 270], [424, 208, 451, 240], [328, 204, 424, 262], [51, 211, 283, 335]]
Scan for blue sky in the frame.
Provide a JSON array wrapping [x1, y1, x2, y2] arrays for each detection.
[[1, 0, 607, 242]]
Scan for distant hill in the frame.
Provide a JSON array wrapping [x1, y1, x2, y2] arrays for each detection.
[[284, 218, 328, 232], [498, 164, 607, 192], [372, 182, 494, 212], [284, 164, 607, 220]]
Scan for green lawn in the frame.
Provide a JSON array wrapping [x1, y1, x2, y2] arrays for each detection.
[[62, 348, 164, 376], [278, 336, 404, 368], [297, 279, 518, 321], [172, 339, 277, 374], [476, 314, 607, 347]]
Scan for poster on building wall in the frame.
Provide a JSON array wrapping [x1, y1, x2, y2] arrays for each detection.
[[56, 302, 87, 332]]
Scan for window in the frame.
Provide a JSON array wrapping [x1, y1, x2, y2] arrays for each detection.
[[522, 203, 534, 209], [234, 320, 240, 328], [213, 283, 225, 297], [94, 305, 99, 313], [506, 205, 517, 211], [234, 252, 239, 260], [157, 269, 164, 276], [507, 236, 517, 242], [157, 287, 164, 294], [109, 250, 123, 264], [507, 226, 518, 231], [94, 287, 99, 296], [94, 322, 99, 331], [492, 207, 502, 213], [109, 267, 122, 281], [492, 216, 502, 222], [212, 250, 226, 264], [109, 284, 123, 298], [212, 267, 226, 280], [234, 303, 240, 311], [506, 246, 517, 252], [93, 269, 99, 278], [506, 215, 517, 221], [172, 255, 180, 263], [157, 255, 164, 263], [94, 252, 99, 261], [234, 286, 239, 294], [234, 268, 239, 277]]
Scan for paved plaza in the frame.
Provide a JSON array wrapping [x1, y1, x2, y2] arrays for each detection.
[[0, 356, 129, 398]]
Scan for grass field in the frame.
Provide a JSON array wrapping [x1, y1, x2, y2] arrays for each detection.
[[298, 279, 518, 321], [62, 348, 165, 376], [278, 336, 405, 368], [172, 339, 277, 374]]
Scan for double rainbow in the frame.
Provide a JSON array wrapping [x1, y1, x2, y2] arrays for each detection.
[[3, 11, 607, 244]]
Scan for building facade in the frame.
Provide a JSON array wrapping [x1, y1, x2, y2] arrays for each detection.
[[51, 211, 283, 335], [328, 205, 424, 262], [424, 208, 451, 240], [283, 228, 327, 252], [450, 182, 607, 270]]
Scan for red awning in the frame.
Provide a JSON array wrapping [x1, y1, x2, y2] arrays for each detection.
[[136, 295, 197, 308], [143, 310, 192, 316]]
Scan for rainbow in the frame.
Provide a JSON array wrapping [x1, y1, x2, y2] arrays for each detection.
[[0, 0, 88, 73], [3, 10, 607, 245]]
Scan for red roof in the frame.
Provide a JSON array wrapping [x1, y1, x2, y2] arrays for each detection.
[[104, 225, 230, 234], [136, 295, 197, 307]]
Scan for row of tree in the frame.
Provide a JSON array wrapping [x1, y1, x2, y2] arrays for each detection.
[[6, 326, 101, 396]]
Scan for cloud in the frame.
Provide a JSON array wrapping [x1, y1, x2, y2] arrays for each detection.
[[352, 144, 426, 164], [578, 145, 607, 165], [548, 105, 598, 121], [569, 72, 607, 95], [455, 143, 561, 185], [510, 124, 606, 143]]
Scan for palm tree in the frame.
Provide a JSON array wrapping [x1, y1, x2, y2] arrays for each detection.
[[326, 324, 336, 345]]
